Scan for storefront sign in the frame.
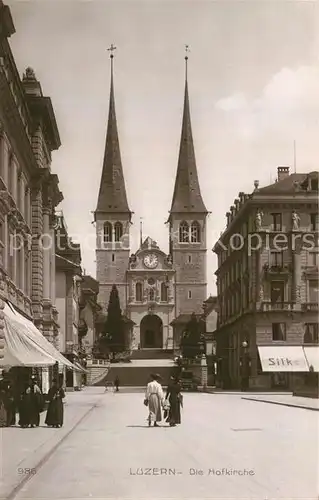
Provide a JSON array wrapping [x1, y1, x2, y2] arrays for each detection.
[[258, 346, 309, 372]]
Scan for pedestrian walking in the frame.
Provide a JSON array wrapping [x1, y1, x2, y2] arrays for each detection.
[[104, 381, 113, 393], [45, 379, 65, 428], [165, 376, 183, 427], [114, 376, 120, 392], [144, 373, 164, 427]]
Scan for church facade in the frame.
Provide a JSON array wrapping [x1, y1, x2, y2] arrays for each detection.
[[94, 53, 208, 351]]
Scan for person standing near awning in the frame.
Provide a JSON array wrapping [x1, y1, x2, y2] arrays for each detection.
[[45, 378, 65, 428], [19, 376, 42, 428], [0, 379, 8, 427]]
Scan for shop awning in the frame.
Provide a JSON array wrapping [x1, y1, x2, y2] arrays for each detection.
[[258, 346, 309, 372], [73, 361, 88, 373], [303, 346, 319, 372], [1, 302, 77, 370]]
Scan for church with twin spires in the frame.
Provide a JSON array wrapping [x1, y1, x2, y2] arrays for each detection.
[[94, 50, 208, 351]]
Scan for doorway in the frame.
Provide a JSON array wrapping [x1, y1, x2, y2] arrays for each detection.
[[140, 314, 163, 348]]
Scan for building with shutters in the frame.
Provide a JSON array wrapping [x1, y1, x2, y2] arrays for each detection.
[[213, 167, 319, 390], [94, 52, 208, 352]]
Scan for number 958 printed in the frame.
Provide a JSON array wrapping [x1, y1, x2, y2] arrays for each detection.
[[17, 468, 36, 475]]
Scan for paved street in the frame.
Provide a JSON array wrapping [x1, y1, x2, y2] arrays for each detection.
[[2, 388, 318, 500]]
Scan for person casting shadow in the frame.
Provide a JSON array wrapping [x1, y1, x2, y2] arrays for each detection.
[[45, 379, 65, 428], [165, 376, 182, 427]]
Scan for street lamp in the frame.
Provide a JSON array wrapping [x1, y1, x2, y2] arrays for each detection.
[[240, 340, 250, 391]]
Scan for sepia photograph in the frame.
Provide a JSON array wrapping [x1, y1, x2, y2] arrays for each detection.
[[0, 0, 318, 499]]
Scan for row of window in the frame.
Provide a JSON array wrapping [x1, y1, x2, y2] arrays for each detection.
[[0, 139, 31, 225], [135, 282, 169, 302], [219, 282, 250, 321], [220, 212, 318, 265], [134, 282, 192, 301], [272, 322, 318, 343], [270, 212, 318, 231], [219, 251, 318, 296], [220, 277, 318, 322], [269, 280, 318, 303], [103, 222, 123, 243], [102, 220, 202, 245], [0, 227, 31, 295]]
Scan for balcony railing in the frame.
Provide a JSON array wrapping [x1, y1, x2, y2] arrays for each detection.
[[263, 264, 290, 274], [87, 358, 110, 366], [302, 302, 319, 312], [261, 301, 295, 312]]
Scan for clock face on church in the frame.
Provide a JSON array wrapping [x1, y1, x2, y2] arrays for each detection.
[[143, 253, 158, 269]]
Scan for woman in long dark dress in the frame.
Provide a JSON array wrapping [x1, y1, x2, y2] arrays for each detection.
[[6, 382, 16, 426], [0, 383, 8, 427], [19, 377, 42, 428], [45, 380, 65, 428], [165, 376, 182, 427], [18, 382, 30, 428]]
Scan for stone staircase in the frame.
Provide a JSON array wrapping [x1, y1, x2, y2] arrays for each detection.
[[87, 362, 110, 386], [94, 364, 174, 387]]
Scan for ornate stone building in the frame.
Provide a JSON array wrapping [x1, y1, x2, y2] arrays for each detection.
[[0, 2, 63, 380], [213, 167, 319, 389], [94, 53, 208, 351]]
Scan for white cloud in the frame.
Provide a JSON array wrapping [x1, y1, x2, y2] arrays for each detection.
[[215, 92, 248, 112], [215, 66, 319, 139]]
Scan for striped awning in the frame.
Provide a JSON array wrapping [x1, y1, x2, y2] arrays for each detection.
[[0, 302, 78, 370]]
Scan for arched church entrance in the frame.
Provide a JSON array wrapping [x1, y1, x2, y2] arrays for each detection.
[[140, 314, 163, 349]]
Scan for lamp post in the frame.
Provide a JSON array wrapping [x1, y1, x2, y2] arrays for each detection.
[[240, 340, 251, 391]]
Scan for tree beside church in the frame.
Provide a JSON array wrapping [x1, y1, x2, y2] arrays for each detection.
[[180, 313, 202, 360], [100, 285, 126, 354]]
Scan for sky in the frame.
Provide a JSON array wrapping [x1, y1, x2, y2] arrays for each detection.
[[7, 0, 319, 295]]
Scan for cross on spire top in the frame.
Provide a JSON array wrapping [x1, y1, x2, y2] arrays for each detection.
[[107, 44, 117, 59], [185, 44, 190, 80]]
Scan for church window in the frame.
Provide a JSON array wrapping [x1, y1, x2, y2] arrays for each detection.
[[179, 221, 189, 242], [188, 290, 192, 299], [112, 253, 115, 262], [114, 221, 123, 242], [135, 282, 143, 302], [191, 221, 201, 243], [161, 282, 168, 302], [187, 255, 192, 263], [149, 288, 155, 301], [103, 222, 112, 243]]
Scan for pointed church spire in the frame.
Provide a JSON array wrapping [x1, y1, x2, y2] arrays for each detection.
[[169, 47, 207, 215], [95, 45, 131, 218]]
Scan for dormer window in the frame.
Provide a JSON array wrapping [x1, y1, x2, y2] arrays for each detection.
[[179, 221, 189, 243]]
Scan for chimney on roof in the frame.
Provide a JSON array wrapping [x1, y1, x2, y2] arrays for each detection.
[[277, 166, 290, 182], [226, 211, 231, 226]]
